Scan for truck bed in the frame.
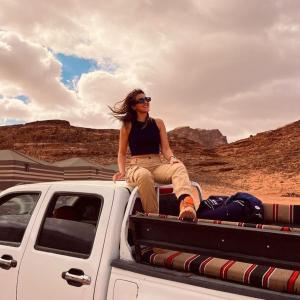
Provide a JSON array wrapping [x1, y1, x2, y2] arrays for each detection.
[[111, 259, 298, 300], [126, 210, 300, 299]]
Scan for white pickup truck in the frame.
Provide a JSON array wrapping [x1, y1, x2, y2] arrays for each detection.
[[0, 180, 298, 300]]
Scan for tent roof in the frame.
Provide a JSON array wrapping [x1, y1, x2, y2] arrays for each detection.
[[53, 157, 105, 169], [102, 163, 118, 171], [0, 150, 115, 172], [0, 149, 52, 165]]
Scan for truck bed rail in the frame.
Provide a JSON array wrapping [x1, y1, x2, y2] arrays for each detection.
[[130, 213, 300, 270]]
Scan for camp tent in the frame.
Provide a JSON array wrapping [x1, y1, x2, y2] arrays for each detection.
[[52, 157, 115, 181], [102, 163, 118, 172], [0, 149, 63, 191]]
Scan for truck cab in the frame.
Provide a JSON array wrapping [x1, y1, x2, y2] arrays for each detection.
[[0, 181, 129, 300]]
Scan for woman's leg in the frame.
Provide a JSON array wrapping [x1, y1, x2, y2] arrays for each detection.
[[152, 162, 196, 219], [152, 162, 193, 199], [125, 165, 158, 213]]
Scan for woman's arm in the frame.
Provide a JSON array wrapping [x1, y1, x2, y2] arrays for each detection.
[[113, 123, 130, 181], [155, 118, 175, 161], [117, 123, 130, 174]]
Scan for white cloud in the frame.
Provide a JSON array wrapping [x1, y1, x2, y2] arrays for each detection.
[[0, 82, 24, 97], [0, 97, 31, 120], [0, 31, 78, 110], [0, 0, 299, 141]]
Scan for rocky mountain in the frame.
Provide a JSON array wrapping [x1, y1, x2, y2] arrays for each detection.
[[0, 120, 120, 165], [181, 120, 300, 196], [0, 119, 299, 196], [0, 119, 222, 163], [169, 126, 227, 149]]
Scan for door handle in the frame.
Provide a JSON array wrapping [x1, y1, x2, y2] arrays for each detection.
[[62, 268, 91, 287], [0, 255, 17, 270]]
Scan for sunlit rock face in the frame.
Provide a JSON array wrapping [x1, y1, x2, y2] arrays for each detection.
[[0, 119, 299, 195], [169, 126, 227, 149]]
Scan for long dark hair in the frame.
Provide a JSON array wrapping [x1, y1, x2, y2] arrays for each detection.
[[108, 88, 151, 128]]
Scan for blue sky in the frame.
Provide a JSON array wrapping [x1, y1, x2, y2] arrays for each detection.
[[1, 118, 26, 125], [0, 52, 106, 127], [55, 53, 100, 89], [0, 53, 100, 101], [16, 95, 29, 103]]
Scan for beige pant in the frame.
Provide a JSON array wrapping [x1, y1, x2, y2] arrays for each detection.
[[125, 154, 193, 213]]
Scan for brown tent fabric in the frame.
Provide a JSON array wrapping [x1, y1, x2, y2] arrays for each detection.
[[52, 157, 115, 181], [0, 150, 116, 192], [0, 149, 63, 191]]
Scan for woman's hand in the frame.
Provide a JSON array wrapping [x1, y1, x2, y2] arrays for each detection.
[[169, 156, 180, 164], [113, 171, 125, 182]]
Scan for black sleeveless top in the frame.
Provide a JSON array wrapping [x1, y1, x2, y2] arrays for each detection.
[[128, 117, 161, 155]]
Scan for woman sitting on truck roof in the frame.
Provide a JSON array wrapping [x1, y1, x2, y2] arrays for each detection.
[[109, 88, 197, 220]]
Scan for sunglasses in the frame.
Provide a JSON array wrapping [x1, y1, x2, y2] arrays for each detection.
[[134, 96, 151, 104]]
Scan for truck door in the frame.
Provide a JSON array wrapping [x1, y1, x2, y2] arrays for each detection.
[[17, 184, 114, 300], [0, 186, 50, 300]]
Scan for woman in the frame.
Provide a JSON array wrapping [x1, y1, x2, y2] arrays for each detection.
[[109, 88, 196, 220]]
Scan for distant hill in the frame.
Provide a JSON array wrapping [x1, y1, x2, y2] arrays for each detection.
[[183, 120, 300, 195], [0, 120, 120, 165], [0, 119, 299, 195], [0, 119, 226, 162], [168, 126, 227, 149]]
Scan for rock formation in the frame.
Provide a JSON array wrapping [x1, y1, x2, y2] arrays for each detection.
[[169, 126, 227, 149], [0, 119, 299, 196]]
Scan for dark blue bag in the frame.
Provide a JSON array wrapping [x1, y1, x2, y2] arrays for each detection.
[[197, 192, 264, 223], [226, 192, 264, 222]]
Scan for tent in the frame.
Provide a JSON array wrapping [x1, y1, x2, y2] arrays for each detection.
[[52, 157, 115, 181], [0, 149, 63, 191]]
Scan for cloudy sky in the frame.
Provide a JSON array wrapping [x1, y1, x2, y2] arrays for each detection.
[[0, 0, 299, 142]]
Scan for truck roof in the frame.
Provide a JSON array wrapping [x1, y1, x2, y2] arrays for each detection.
[[3, 180, 135, 192]]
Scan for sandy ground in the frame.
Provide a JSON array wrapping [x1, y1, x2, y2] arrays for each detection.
[[201, 183, 300, 204]]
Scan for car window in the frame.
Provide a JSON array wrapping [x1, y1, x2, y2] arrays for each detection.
[[0, 193, 40, 246], [35, 193, 103, 258]]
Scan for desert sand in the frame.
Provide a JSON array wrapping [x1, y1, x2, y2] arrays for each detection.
[[201, 183, 300, 204]]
